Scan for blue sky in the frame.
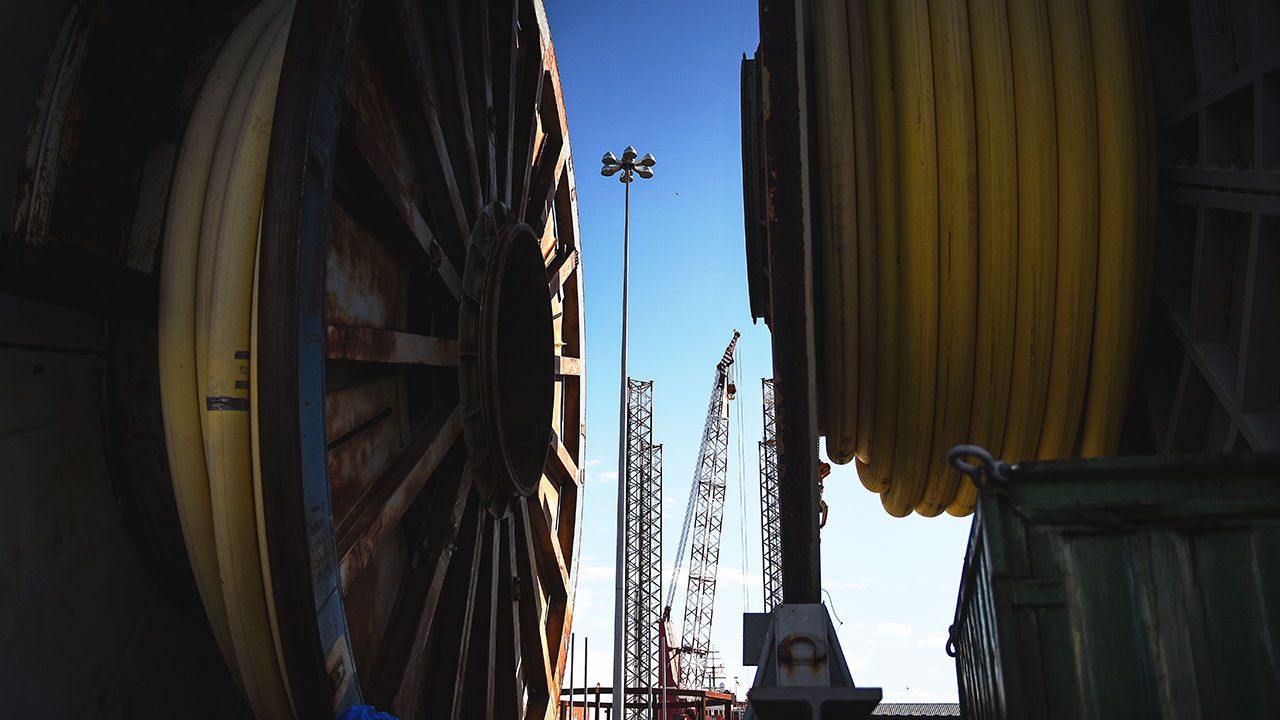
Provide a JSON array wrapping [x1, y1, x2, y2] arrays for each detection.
[[547, 0, 972, 702]]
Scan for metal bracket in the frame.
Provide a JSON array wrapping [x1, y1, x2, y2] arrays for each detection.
[[744, 604, 882, 719]]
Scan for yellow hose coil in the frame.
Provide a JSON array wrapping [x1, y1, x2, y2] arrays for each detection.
[[813, 0, 859, 464], [856, 0, 899, 495], [917, 0, 977, 518], [950, 0, 1017, 516], [812, 0, 1151, 516], [883, 0, 938, 518], [1038, 0, 1098, 461], [158, 0, 280, 687], [161, 1, 295, 716]]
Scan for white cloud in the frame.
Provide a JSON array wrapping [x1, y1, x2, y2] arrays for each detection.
[[592, 470, 619, 484], [587, 458, 603, 467], [578, 564, 616, 581], [824, 578, 870, 591], [716, 566, 763, 589], [874, 621, 914, 638], [917, 634, 949, 650]]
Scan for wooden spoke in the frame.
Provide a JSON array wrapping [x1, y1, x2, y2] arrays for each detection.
[[485, 522, 501, 720], [455, 514, 496, 719], [492, 0, 519, 206], [511, 2, 544, 218], [526, 103, 565, 230], [338, 99, 462, 298], [337, 405, 464, 589], [549, 578, 573, 692], [556, 481, 579, 574], [393, 0, 473, 244], [520, 497, 572, 688], [545, 427, 579, 486], [425, 0, 483, 213], [401, 493, 484, 718], [327, 324, 460, 367], [521, 491, 569, 595], [554, 355, 582, 377], [515, 500, 555, 719], [379, 463, 476, 708], [445, 511, 486, 719], [496, 518, 522, 716], [455, 0, 497, 202], [546, 248, 578, 298]]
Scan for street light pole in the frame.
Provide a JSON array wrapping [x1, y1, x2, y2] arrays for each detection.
[[602, 146, 655, 720]]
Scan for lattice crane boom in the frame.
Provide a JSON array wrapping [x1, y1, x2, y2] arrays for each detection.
[[759, 377, 783, 612], [665, 331, 740, 690]]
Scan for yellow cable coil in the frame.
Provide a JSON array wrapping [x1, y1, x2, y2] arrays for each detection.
[[159, 1, 296, 716], [813, 0, 1151, 517]]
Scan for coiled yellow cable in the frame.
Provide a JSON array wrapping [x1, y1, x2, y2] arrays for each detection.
[[917, 0, 977, 518], [857, 0, 900, 495], [811, 0, 1150, 516], [161, 1, 296, 716]]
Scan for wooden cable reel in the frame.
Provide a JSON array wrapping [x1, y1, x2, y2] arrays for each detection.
[[159, 0, 585, 717], [809, 0, 1152, 517]]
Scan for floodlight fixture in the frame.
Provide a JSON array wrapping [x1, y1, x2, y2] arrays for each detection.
[[599, 146, 656, 184]]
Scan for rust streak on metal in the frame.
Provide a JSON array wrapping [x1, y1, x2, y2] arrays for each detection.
[[326, 324, 459, 367], [338, 405, 464, 590], [339, 98, 462, 299]]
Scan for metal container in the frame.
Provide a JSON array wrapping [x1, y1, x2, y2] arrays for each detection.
[[950, 453, 1280, 719]]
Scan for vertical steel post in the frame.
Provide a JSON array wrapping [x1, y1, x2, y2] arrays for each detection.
[[612, 177, 631, 720], [759, 0, 821, 604]]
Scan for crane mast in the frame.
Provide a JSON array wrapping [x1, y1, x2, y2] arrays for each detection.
[[665, 331, 740, 690], [759, 377, 783, 613]]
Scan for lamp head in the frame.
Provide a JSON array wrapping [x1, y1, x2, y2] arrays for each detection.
[[638, 153, 656, 167], [601, 151, 619, 166], [636, 166, 654, 179], [622, 145, 638, 162], [601, 164, 621, 177]]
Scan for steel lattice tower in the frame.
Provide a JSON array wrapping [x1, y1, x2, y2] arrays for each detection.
[[622, 378, 662, 719], [759, 377, 783, 613], [670, 332, 739, 689]]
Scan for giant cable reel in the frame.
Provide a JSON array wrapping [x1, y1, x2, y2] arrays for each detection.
[[153, 0, 586, 717]]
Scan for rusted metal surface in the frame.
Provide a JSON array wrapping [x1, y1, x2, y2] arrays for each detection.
[[336, 406, 465, 591], [755, 0, 823, 604], [326, 324, 459, 367], [258, 1, 584, 716], [326, 199, 407, 330]]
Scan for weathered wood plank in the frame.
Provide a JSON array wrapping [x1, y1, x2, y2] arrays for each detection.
[[553, 355, 582, 377]]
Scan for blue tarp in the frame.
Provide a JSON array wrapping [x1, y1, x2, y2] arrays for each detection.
[[335, 705, 399, 720]]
